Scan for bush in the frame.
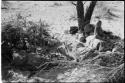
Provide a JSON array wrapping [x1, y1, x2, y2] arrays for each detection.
[[2, 13, 60, 53], [2, 13, 63, 80]]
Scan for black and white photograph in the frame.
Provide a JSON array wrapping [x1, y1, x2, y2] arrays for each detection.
[[1, 0, 124, 82]]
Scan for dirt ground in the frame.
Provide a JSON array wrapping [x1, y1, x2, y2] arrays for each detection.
[[2, 1, 124, 39], [1, 1, 124, 82]]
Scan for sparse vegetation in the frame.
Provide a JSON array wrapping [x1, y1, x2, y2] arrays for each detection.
[[1, 1, 124, 83]]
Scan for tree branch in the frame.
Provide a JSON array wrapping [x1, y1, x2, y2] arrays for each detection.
[[71, 1, 77, 6]]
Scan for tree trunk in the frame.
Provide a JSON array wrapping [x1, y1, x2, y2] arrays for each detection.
[[84, 1, 97, 24], [76, 1, 84, 31]]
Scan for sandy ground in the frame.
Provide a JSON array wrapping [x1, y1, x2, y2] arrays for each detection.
[[1, 1, 124, 39], [1, 1, 124, 82]]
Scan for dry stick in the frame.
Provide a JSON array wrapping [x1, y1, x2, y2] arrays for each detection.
[[83, 63, 114, 71], [71, 1, 77, 6], [107, 63, 124, 81], [28, 62, 49, 78], [92, 66, 114, 72], [90, 51, 124, 64], [28, 60, 80, 78], [107, 9, 120, 18], [28, 61, 56, 78]]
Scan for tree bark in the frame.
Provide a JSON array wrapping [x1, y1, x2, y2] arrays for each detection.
[[84, 1, 97, 24], [75, 1, 97, 37], [76, 1, 84, 31]]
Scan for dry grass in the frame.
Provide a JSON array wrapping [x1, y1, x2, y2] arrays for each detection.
[[1, 1, 124, 82], [106, 63, 124, 83]]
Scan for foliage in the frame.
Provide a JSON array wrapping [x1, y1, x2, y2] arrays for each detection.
[[2, 13, 59, 53], [1, 13, 63, 80]]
